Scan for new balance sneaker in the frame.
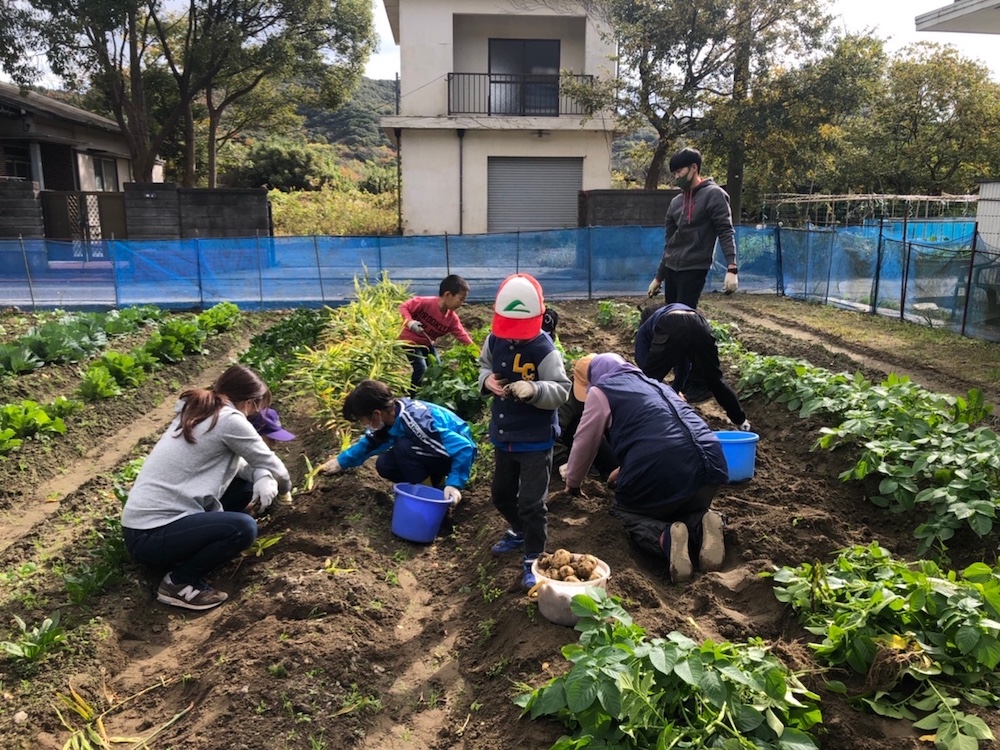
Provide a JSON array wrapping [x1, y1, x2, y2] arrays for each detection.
[[522, 555, 539, 591], [699, 511, 726, 572], [491, 530, 525, 555], [668, 523, 693, 584], [156, 574, 228, 611]]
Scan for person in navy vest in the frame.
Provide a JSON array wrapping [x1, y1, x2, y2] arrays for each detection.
[[317, 380, 477, 508], [562, 353, 729, 584], [479, 273, 571, 590]]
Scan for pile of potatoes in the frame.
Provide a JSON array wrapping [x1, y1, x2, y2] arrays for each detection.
[[535, 549, 604, 583]]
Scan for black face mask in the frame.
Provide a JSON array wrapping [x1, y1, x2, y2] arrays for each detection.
[[675, 172, 693, 190]]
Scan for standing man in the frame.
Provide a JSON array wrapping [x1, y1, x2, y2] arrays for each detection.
[[646, 147, 739, 401]]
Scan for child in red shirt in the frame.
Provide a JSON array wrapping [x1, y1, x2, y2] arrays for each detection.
[[400, 274, 475, 390]]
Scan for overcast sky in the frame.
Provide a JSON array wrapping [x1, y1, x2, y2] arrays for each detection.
[[364, 0, 1000, 80]]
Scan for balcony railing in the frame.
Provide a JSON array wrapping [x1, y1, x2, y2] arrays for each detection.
[[447, 73, 594, 117]]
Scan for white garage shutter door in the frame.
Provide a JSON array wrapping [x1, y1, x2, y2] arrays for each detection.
[[487, 157, 583, 233]]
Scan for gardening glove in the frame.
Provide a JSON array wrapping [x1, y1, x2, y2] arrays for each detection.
[[724, 271, 738, 295], [647, 278, 662, 297], [444, 486, 462, 506], [407, 320, 424, 333], [566, 486, 588, 499], [484, 373, 508, 397], [558, 463, 569, 480], [251, 475, 279, 511], [505, 380, 536, 402], [318, 457, 341, 475]]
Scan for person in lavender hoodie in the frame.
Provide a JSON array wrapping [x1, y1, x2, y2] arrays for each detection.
[[561, 353, 729, 584]]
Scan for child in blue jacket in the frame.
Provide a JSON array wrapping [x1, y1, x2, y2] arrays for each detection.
[[318, 380, 476, 507]]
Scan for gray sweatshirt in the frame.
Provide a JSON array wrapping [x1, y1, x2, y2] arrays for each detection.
[[656, 178, 737, 277], [121, 401, 291, 530]]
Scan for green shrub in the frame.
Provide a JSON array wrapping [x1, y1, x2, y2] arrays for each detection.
[[269, 187, 397, 236]]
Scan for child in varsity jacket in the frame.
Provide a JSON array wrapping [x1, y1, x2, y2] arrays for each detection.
[[478, 273, 570, 590]]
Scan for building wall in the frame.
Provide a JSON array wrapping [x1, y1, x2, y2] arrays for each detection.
[[977, 181, 1000, 249], [401, 128, 612, 234], [0, 180, 44, 238], [76, 154, 130, 192], [452, 15, 586, 73], [399, 0, 614, 117]]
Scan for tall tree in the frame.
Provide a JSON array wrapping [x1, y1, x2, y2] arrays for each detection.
[[0, 2, 39, 85], [703, 33, 886, 213], [28, 0, 373, 184], [583, 0, 828, 191], [856, 43, 1000, 195]]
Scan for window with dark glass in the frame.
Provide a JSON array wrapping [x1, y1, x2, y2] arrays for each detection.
[[2, 145, 31, 180], [489, 39, 560, 116], [94, 157, 119, 191]]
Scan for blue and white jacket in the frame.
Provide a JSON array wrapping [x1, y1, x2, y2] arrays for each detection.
[[336, 398, 476, 488]]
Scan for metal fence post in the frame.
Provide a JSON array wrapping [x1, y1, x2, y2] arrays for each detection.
[[109, 234, 120, 309], [444, 232, 451, 276], [516, 231, 520, 273], [18, 234, 36, 310], [194, 235, 204, 310], [587, 227, 593, 301], [255, 230, 264, 311], [899, 210, 910, 321], [871, 218, 884, 315], [313, 235, 327, 304], [774, 223, 784, 296], [961, 226, 979, 336]]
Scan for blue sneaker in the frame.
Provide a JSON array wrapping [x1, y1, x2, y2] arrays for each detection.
[[522, 555, 539, 590], [491, 530, 525, 555]]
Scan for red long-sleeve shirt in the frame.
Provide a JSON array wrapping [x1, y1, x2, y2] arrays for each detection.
[[399, 296, 473, 346]]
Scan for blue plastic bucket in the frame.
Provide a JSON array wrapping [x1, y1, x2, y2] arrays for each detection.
[[391, 483, 451, 543], [715, 431, 760, 483]]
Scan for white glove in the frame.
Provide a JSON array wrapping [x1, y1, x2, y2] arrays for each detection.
[[558, 463, 569, 480], [724, 271, 738, 295], [251, 475, 279, 511], [505, 380, 536, 401], [443, 486, 462, 506], [318, 457, 341, 474], [407, 320, 424, 333], [647, 278, 662, 297]]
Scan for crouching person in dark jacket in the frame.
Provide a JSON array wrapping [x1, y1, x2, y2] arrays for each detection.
[[562, 353, 729, 583]]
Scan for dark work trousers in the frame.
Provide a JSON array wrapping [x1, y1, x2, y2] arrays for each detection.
[[406, 345, 438, 392], [662, 268, 711, 400], [611, 483, 720, 562], [220, 477, 253, 512], [663, 268, 709, 308], [492, 448, 552, 557], [643, 312, 747, 425], [376, 448, 452, 488], [124, 512, 258, 586]]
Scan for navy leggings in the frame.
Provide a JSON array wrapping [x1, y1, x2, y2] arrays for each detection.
[[124, 512, 258, 586]]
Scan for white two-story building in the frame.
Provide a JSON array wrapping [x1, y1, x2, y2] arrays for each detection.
[[381, 0, 617, 235]]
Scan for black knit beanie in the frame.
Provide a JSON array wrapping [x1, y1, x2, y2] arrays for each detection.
[[668, 147, 702, 173]]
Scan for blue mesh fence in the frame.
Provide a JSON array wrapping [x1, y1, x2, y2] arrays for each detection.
[[3, 221, 1000, 342]]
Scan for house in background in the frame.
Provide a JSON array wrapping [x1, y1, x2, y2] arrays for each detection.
[[915, 0, 1000, 35], [0, 81, 160, 192], [381, 0, 616, 235], [0, 81, 166, 245], [916, 1, 1000, 251]]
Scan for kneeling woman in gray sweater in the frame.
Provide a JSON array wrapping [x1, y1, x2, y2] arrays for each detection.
[[121, 364, 291, 611]]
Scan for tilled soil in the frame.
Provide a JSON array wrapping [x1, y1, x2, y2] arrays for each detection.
[[1, 295, 998, 750]]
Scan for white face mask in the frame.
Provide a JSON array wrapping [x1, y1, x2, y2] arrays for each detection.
[[365, 413, 385, 436]]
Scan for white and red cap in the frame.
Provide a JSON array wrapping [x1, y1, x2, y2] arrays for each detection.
[[492, 273, 545, 340]]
